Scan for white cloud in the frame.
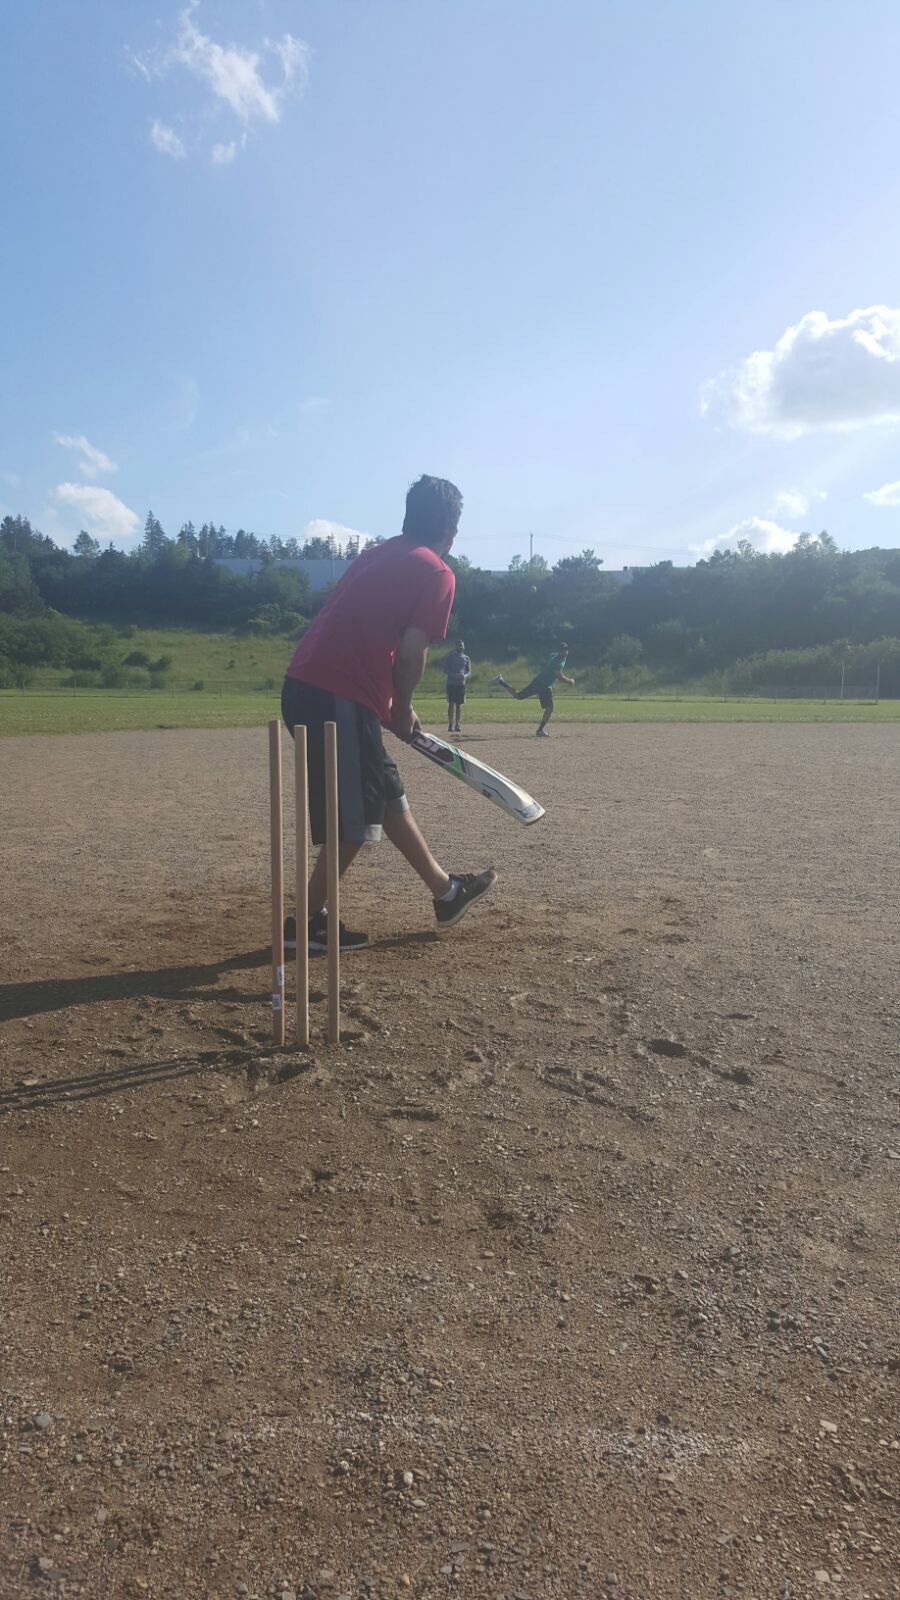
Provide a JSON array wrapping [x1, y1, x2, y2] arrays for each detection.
[[53, 432, 117, 479], [1, 469, 21, 488], [53, 483, 141, 541], [863, 478, 900, 507], [133, 6, 308, 161], [767, 488, 826, 521], [150, 119, 186, 160], [302, 518, 368, 547], [124, 47, 152, 84], [691, 516, 801, 558], [702, 306, 900, 438], [173, 7, 308, 124]]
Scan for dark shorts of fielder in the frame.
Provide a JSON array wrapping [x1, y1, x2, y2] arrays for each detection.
[[281, 677, 409, 846], [516, 678, 554, 712], [447, 684, 466, 706]]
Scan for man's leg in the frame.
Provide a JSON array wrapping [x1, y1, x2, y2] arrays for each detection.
[[383, 807, 497, 928], [381, 744, 497, 927], [383, 808, 452, 898], [307, 840, 363, 917], [535, 690, 554, 735], [489, 673, 517, 696], [447, 694, 454, 732], [282, 679, 367, 948]]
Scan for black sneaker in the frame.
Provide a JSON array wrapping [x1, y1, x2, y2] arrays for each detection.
[[433, 869, 497, 929], [284, 912, 369, 954]]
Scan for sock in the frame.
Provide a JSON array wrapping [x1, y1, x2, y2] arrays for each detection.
[[439, 875, 461, 902]]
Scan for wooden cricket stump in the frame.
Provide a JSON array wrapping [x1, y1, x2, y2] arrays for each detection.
[[294, 725, 309, 1047], [324, 720, 341, 1044], [268, 719, 286, 1045], [270, 716, 340, 1046]]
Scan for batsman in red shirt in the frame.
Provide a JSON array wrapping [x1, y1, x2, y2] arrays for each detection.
[[281, 476, 496, 954]]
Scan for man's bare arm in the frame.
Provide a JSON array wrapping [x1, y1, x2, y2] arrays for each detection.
[[390, 625, 432, 739]]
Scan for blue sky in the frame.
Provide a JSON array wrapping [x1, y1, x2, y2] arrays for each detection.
[[3, 0, 900, 570]]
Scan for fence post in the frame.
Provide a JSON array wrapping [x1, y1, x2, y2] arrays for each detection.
[[875, 664, 880, 703]]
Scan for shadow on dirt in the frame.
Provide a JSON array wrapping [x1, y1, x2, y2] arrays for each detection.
[[0, 948, 271, 1025], [0, 1038, 298, 1115]]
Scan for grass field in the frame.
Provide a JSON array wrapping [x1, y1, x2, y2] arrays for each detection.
[[1, 688, 896, 736]]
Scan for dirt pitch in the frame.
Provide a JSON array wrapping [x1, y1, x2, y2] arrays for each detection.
[[1, 723, 898, 1600]]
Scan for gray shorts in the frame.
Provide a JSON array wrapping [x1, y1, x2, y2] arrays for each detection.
[[281, 677, 409, 844]]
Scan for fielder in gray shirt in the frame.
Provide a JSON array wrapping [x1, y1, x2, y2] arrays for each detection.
[[439, 638, 471, 733]]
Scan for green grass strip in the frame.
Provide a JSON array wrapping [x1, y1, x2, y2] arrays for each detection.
[[1, 689, 897, 737]]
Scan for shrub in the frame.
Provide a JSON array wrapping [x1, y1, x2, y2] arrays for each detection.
[[123, 649, 151, 667], [604, 633, 644, 668], [62, 670, 101, 688], [0, 659, 33, 688]]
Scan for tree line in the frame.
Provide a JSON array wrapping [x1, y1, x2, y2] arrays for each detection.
[[2, 510, 899, 694], [450, 536, 900, 692], [123, 514, 365, 565]]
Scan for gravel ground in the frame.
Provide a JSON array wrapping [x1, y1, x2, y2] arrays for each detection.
[[1, 723, 898, 1600]]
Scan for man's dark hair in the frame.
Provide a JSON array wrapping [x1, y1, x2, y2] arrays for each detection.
[[402, 475, 463, 546]]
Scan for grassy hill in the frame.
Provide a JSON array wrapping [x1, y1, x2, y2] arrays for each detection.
[[21, 625, 560, 697]]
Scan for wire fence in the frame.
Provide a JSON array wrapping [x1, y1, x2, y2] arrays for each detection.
[[730, 682, 880, 702]]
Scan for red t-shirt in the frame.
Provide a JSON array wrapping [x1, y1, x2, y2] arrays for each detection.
[[286, 536, 455, 722]]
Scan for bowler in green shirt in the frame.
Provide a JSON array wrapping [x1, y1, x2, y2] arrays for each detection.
[[490, 646, 575, 736]]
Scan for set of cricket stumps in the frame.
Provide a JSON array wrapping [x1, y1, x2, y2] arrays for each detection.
[[268, 717, 341, 1047], [267, 710, 545, 1047]]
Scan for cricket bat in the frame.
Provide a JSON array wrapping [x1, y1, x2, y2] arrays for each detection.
[[410, 731, 545, 825]]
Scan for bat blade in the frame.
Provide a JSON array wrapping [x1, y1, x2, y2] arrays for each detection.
[[410, 731, 545, 825]]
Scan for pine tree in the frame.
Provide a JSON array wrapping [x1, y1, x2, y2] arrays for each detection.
[[142, 511, 167, 557], [73, 530, 101, 560]]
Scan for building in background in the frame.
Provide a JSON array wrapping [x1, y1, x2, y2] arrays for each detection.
[[213, 556, 352, 592]]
